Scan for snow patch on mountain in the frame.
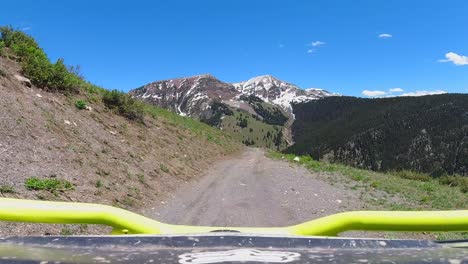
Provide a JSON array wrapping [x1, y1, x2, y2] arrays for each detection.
[[232, 75, 335, 112]]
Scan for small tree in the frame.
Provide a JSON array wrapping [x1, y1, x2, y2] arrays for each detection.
[[102, 90, 145, 121], [239, 118, 248, 128]]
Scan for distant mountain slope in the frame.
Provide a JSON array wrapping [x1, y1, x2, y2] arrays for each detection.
[[130, 74, 335, 116], [130, 74, 335, 149], [286, 95, 468, 176], [129, 74, 238, 117]]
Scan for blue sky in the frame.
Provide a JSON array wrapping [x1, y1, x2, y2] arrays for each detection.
[[1, 0, 467, 97]]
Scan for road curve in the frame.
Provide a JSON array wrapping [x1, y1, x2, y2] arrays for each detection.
[[153, 148, 363, 228]]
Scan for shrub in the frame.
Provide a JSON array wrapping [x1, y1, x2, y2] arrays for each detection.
[[85, 83, 104, 95], [160, 164, 169, 173], [75, 99, 87, 110], [60, 227, 72, 236], [137, 174, 145, 183], [393, 170, 432, 182], [25, 177, 73, 192], [242, 139, 255, 146], [439, 175, 468, 193], [0, 26, 81, 92], [20, 47, 51, 87], [239, 118, 248, 128], [0, 26, 39, 50], [102, 90, 145, 121], [0, 40, 4, 56], [95, 180, 103, 188], [48, 58, 81, 92], [0, 185, 15, 194], [122, 196, 135, 207]]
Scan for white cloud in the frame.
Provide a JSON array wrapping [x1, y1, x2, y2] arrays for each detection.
[[379, 33, 392, 38], [21, 27, 31, 31], [310, 41, 325, 47], [278, 43, 285, 48], [389, 88, 404, 93], [362, 90, 388, 97], [307, 41, 325, 54], [363, 88, 448, 98], [400, 90, 447, 97], [438, 52, 468, 66]]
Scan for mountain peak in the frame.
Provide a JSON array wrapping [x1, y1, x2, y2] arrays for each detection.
[[247, 74, 276, 81], [231, 75, 335, 112], [142, 73, 218, 86], [131, 74, 336, 117], [196, 73, 216, 79], [241, 75, 294, 90]]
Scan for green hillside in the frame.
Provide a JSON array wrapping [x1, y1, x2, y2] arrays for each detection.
[[220, 109, 287, 149], [287, 95, 468, 176], [200, 96, 289, 150]]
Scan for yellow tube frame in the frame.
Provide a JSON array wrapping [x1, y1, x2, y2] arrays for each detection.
[[0, 198, 466, 236]]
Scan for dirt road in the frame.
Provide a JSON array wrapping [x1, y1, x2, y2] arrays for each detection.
[[154, 148, 364, 227]]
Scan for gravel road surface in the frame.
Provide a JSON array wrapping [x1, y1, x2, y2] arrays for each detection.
[[154, 148, 364, 228]]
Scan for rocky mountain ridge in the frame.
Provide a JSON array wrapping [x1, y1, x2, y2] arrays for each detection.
[[233, 75, 336, 112], [129, 74, 335, 118]]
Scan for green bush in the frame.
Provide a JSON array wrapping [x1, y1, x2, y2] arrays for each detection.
[[60, 227, 72, 236], [102, 90, 145, 121], [439, 175, 468, 193], [0, 26, 39, 50], [85, 83, 104, 95], [0, 40, 4, 56], [0, 26, 151, 122], [0, 26, 81, 92], [160, 164, 169, 173], [48, 58, 81, 92], [95, 180, 103, 188], [20, 47, 51, 87], [392, 170, 432, 182], [25, 177, 73, 192], [0, 185, 15, 194], [75, 99, 87, 110], [239, 118, 248, 128]]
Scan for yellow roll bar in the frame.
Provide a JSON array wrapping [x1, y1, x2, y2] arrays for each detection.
[[0, 198, 466, 236]]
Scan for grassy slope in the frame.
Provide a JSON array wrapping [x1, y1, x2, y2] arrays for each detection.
[[221, 109, 287, 149], [144, 103, 237, 148], [268, 152, 468, 240]]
